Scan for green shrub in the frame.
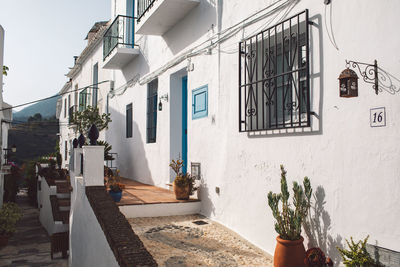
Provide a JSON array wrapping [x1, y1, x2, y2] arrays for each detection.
[[0, 203, 22, 235], [267, 165, 312, 241], [25, 161, 38, 205], [337, 236, 381, 267]]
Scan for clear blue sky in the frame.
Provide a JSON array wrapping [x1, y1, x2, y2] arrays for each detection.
[[0, 0, 110, 110]]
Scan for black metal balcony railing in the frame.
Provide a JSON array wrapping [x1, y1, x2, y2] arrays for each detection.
[[137, 0, 156, 22], [103, 15, 135, 60]]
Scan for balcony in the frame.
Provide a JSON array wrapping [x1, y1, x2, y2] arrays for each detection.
[[103, 15, 140, 69], [136, 0, 199, 36]]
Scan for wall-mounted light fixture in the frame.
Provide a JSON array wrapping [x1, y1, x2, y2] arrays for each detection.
[[338, 68, 359, 98], [341, 60, 380, 96], [158, 93, 169, 111]]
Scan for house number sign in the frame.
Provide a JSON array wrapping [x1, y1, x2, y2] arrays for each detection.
[[370, 107, 386, 127]]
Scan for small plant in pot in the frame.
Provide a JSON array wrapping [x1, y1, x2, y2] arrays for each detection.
[[0, 203, 22, 247], [337, 235, 382, 267], [267, 165, 312, 267], [106, 169, 125, 202], [169, 159, 197, 200]]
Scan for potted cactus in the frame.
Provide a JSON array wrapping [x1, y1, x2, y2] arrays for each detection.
[[267, 165, 312, 267]]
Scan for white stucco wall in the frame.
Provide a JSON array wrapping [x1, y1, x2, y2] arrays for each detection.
[[61, 0, 400, 264], [37, 175, 69, 235], [104, 0, 400, 259], [0, 25, 5, 208], [69, 146, 118, 267], [69, 178, 118, 267]]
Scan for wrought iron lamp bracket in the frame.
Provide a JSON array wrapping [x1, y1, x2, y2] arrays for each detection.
[[345, 59, 379, 95]]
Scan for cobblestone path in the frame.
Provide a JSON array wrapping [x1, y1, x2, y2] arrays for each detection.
[[129, 215, 273, 267], [0, 191, 68, 267]]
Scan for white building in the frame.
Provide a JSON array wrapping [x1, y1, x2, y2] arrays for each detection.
[[59, 0, 400, 261], [0, 25, 12, 208], [57, 21, 112, 168]]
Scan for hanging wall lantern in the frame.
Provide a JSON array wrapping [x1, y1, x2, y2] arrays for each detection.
[[338, 68, 359, 97], [158, 93, 169, 111]]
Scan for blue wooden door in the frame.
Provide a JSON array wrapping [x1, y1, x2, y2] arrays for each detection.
[[182, 76, 188, 174]]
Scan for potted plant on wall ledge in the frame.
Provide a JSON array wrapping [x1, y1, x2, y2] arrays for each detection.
[[169, 158, 197, 200], [268, 165, 312, 267], [106, 169, 125, 202]]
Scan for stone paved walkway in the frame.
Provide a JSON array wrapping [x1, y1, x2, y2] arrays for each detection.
[[0, 191, 68, 267], [129, 215, 273, 267]]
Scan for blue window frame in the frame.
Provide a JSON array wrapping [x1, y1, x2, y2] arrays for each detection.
[[192, 85, 208, 120]]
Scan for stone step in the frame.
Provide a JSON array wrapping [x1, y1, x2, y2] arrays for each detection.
[[56, 183, 72, 194], [57, 198, 70, 207]]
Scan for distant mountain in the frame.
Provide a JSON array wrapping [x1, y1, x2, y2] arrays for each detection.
[[13, 95, 60, 122]]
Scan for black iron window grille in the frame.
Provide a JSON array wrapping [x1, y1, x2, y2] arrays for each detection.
[[239, 10, 311, 132], [103, 15, 135, 60], [137, 0, 156, 22], [146, 79, 158, 143]]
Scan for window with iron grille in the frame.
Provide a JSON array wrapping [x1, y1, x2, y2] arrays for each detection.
[[126, 103, 133, 138], [64, 98, 67, 118], [239, 10, 310, 132], [146, 79, 158, 143], [92, 63, 98, 107], [64, 140, 68, 161], [79, 88, 90, 111]]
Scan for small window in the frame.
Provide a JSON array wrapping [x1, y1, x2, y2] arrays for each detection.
[[192, 85, 208, 120], [146, 79, 158, 143], [92, 63, 98, 107], [79, 88, 90, 111], [64, 99, 67, 118], [126, 103, 133, 138], [64, 141, 68, 161]]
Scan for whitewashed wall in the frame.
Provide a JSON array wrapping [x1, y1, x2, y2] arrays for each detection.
[[68, 146, 118, 267], [37, 175, 69, 235], [0, 25, 5, 208], [56, 0, 400, 264], [69, 177, 118, 267]]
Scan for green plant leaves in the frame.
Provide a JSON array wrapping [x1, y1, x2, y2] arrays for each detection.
[[267, 165, 312, 241]]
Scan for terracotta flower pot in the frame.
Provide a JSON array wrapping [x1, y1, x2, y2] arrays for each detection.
[[274, 235, 306, 267], [173, 181, 190, 200]]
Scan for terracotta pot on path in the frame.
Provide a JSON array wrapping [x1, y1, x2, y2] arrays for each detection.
[[173, 182, 190, 200], [274, 235, 306, 267]]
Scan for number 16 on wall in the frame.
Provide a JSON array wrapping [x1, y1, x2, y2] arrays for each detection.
[[370, 107, 386, 127]]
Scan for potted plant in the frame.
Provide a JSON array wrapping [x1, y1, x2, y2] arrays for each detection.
[[0, 202, 22, 247], [267, 165, 312, 267], [305, 247, 334, 267], [106, 169, 125, 202], [337, 235, 382, 267], [169, 159, 197, 200]]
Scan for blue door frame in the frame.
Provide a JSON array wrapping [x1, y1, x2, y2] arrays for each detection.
[[182, 76, 188, 174]]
